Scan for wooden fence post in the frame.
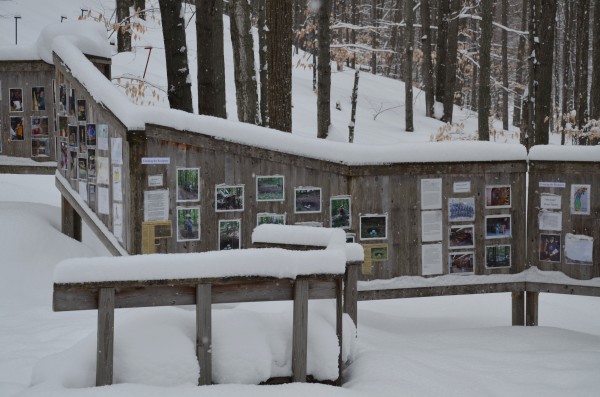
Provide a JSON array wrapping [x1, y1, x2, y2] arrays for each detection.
[[196, 284, 212, 386], [336, 277, 343, 386], [526, 291, 539, 326], [62, 195, 82, 242], [343, 262, 359, 327], [511, 291, 525, 326], [292, 278, 309, 382], [96, 287, 115, 386]]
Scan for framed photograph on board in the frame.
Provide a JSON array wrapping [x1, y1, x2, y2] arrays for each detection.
[[485, 185, 511, 208], [215, 185, 244, 212], [360, 214, 387, 240], [256, 175, 284, 202], [448, 197, 475, 222], [449, 225, 475, 249], [570, 184, 590, 215], [449, 252, 474, 274], [257, 213, 286, 226], [176, 207, 200, 242], [294, 187, 322, 213], [539, 234, 561, 262], [31, 86, 45, 111], [219, 219, 241, 250], [9, 88, 23, 112], [485, 245, 511, 269], [485, 215, 511, 239], [9, 116, 24, 141], [177, 168, 200, 202], [330, 195, 351, 229]]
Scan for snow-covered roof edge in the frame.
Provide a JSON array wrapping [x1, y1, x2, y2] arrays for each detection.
[[529, 145, 600, 162]]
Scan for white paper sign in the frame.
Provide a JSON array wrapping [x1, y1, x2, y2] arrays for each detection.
[[539, 181, 566, 188], [110, 137, 123, 165], [453, 181, 471, 193], [540, 193, 561, 210], [422, 243, 443, 276], [98, 186, 110, 215], [421, 210, 443, 242], [144, 189, 170, 221], [421, 178, 442, 210], [113, 202, 123, 242], [142, 157, 170, 165], [148, 174, 163, 187], [97, 124, 109, 151], [78, 181, 88, 203], [538, 211, 562, 231], [96, 156, 109, 185], [565, 233, 593, 265], [112, 166, 122, 202]]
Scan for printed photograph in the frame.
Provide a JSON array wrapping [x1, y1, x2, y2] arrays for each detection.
[[485, 185, 511, 208], [86, 123, 96, 146], [256, 175, 284, 201], [69, 150, 77, 179], [346, 234, 356, 243], [78, 157, 87, 180], [448, 197, 475, 221], [330, 195, 351, 229], [360, 214, 387, 240], [564, 234, 593, 265], [485, 215, 512, 239], [88, 149, 96, 179], [219, 219, 241, 250], [88, 184, 97, 211], [59, 84, 67, 113], [31, 86, 45, 111], [31, 138, 50, 157], [31, 117, 49, 136], [177, 207, 200, 242], [58, 140, 68, 170], [257, 213, 286, 226], [371, 246, 388, 261], [216, 185, 244, 211], [485, 245, 511, 269], [77, 99, 86, 121], [294, 187, 322, 213], [449, 252, 475, 274], [177, 168, 200, 202], [10, 117, 24, 141], [68, 125, 77, 147], [58, 116, 68, 138], [449, 225, 475, 248], [570, 184, 591, 215], [68, 89, 76, 116], [539, 234, 561, 262], [78, 125, 86, 153], [9, 88, 23, 112]]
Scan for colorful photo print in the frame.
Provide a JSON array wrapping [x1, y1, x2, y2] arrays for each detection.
[[177, 168, 200, 202], [257, 213, 286, 226], [31, 138, 50, 157], [58, 140, 68, 170], [346, 234, 356, 243], [78, 125, 86, 153], [31, 117, 49, 136], [69, 150, 78, 179], [215, 185, 244, 212], [485, 215, 512, 239], [294, 187, 322, 213], [371, 246, 388, 261], [77, 99, 87, 122], [360, 214, 387, 240], [449, 252, 474, 274], [564, 233, 593, 265], [177, 207, 200, 242], [86, 123, 96, 146], [9, 116, 24, 141], [88, 183, 97, 211], [78, 156, 87, 180], [449, 225, 475, 249], [570, 184, 591, 215], [539, 234, 561, 262], [58, 116, 68, 138], [256, 175, 285, 201], [485, 185, 511, 208], [219, 219, 241, 250], [485, 245, 511, 269], [59, 85, 67, 113], [68, 125, 78, 147], [68, 89, 76, 116], [9, 88, 23, 112], [448, 197, 475, 221], [330, 195, 351, 229], [31, 86, 45, 111], [88, 149, 96, 178]]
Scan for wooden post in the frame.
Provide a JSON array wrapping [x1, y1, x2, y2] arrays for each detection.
[[127, 130, 147, 254], [292, 278, 309, 382], [61, 195, 82, 242], [96, 288, 115, 386], [511, 291, 525, 326], [343, 262, 359, 327], [335, 277, 343, 386], [526, 291, 539, 326], [196, 284, 212, 386]]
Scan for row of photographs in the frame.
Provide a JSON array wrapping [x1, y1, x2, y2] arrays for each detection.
[[6, 116, 50, 142], [8, 87, 47, 112], [449, 215, 512, 248], [449, 245, 512, 274], [175, 208, 240, 249]]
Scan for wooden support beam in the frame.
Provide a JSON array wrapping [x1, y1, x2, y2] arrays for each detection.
[[196, 284, 212, 386], [61, 195, 82, 242], [344, 262, 359, 326], [292, 278, 309, 382], [335, 277, 343, 386], [96, 288, 115, 386], [511, 291, 525, 326], [526, 291, 539, 326]]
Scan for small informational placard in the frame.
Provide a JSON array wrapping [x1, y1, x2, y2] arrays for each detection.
[[540, 193, 561, 209], [113, 202, 123, 242], [148, 174, 163, 187], [110, 137, 123, 165], [98, 186, 110, 215], [538, 211, 562, 231], [112, 166, 122, 202], [97, 124, 109, 150], [144, 189, 170, 221], [453, 181, 471, 193], [96, 156, 109, 185], [539, 181, 566, 188], [422, 243, 443, 276], [142, 157, 170, 165], [421, 178, 442, 210], [421, 210, 443, 242], [565, 233, 593, 265]]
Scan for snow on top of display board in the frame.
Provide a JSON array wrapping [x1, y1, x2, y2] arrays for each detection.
[[54, 247, 347, 284], [529, 145, 600, 162]]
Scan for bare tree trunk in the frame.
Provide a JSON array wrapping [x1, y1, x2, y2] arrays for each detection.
[[512, 0, 527, 127], [435, 0, 450, 102], [404, 0, 414, 131], [230, 0, 259, 124], [197, 0, 227, 118], [116, 0, 132, 53], [420, 0, 435, 117], [592, 0, 600, 119], [317, 0, 332, 138], [266, 0, 293, 132], [470, 14, 479, 112], [574, 0, 590, 130], [478, 0, 493, 141], [349, 70, 359, 142], [387, 0, 403, 78], [134, 0, 145, 19], [258, 0, 268, 126], [441, 0, 460, 123], [371, 0, 378, 74], [524, 0, 536, 148], [351, 0, 358, 69], [561, 0, 573, 144], [501, 0, 509, 131], [158, 0, 192, 112]]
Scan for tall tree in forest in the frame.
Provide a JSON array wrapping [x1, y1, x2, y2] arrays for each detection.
[[512, 0, 527, 127], [420, 0, 434, 118], [116, 0, 132, 53], [350, 0, 358, 69], [197, 0, 227, 118], [560, 0, 573, 144], [317, 0, 332, 138], [266, 0, 293, 132], [371, 0, 378, 74], [441, 0, 461, 123], [134, 0, 145, 19], [158, 0, 192, 112], [230, 0, 259, 124], [501, 0, 509, 131], [590, 0, 600, 119], [404, 0, 414, 131], [435, 0, 450, 102], [573, 0, 590, 130], [258, 0, 268, 126], [478, 0, 492, 141], [387, 0, 403, 78]]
